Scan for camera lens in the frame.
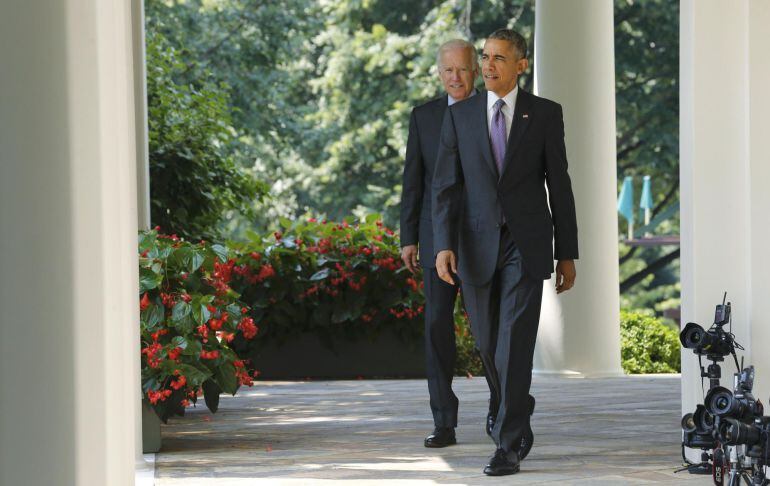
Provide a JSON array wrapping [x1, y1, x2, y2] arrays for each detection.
[[680, 323, 707, 349], [681, 413, 696, 433], [705, 387, 734, 416], [717, 418, 762, 446], [716, 396, 729, 410], [693, 404, 714, 433]]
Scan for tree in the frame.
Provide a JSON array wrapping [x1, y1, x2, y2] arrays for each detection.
[[146, 28, 266, 241]]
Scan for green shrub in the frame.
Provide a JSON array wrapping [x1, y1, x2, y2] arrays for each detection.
[[225, 215, 424, 355], [139, 230, 259, 423], [620, 309, 681, 374], [454, 296, 483, 377]]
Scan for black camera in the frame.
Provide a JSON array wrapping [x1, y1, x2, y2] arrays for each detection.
[[679, 297, 734, 358], [682, 404, 717, 449], [716, 417, 769, 447], [705, 367, 763, 422]]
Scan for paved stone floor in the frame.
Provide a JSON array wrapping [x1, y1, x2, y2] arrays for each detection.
[[154, 375, 711, 485]]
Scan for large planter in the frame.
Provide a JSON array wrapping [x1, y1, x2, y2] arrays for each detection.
[[142, 399, 162, 453], [249, 331, 426, 379]]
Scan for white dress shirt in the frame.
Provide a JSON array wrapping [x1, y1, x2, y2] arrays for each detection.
[[486, 86, 518, 141], [447, 88, 478, 106]]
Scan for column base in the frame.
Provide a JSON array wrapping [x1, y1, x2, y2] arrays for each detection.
[[533, 368, 626, 378]]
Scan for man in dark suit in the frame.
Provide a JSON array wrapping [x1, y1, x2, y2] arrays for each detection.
[[432, 29, 578, 476], [400, 39, 486, 448]]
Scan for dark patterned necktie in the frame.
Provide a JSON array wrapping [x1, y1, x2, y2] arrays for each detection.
[[491, 98, 507, 175]]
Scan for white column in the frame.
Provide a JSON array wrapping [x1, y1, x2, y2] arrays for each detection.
[[680, 0, 770, 461], [533, 0, 623, 376], [0, 1, 141, 485], [747, 1, 770, 410], [130, 0, 155, 473], [133, 0, 151, 232]]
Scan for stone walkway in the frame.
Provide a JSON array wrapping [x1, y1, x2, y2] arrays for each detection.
[[154, 375, 710, 485]]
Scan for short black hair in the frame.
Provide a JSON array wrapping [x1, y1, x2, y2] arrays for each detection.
[[487, 28, 527, 59]]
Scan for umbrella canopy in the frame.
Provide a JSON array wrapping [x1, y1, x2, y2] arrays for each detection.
[[617, 175, 635, 224], [640, 175, 654, 212]]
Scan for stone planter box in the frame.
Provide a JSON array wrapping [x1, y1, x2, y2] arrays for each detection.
[[248, 331, 426, 379], [142, 399, 162, 453]]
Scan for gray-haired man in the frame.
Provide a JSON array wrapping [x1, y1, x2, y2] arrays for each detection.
[[400, 39, 491, 448]]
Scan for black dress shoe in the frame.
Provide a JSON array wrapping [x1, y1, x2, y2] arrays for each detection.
[[424, 427, 456, 448], [519, 423, 534, 460], [484, 448, 520, 476], [519, 395, 536, 460]]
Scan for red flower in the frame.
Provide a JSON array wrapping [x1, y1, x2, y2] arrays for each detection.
[[200, 350, 220, 360], [159, 293, 173, 308], [238, 316, 259, 340], [140, 293, 150, 311], [181, 293, 192, 303], [217, 331, 235, 343], [171, 374, 187, 390], [197, 324, 209, 343], [250, 252, 262, 261], [257, 264, 275, 282], [274, 231, 282, 240], [167, 347, 182, 361]]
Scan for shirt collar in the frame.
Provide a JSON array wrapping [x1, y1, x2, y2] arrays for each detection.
[[487, 85, 519, 111], [447, 88, 478, 106]]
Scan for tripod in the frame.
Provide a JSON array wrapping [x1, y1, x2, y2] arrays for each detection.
[[675, 355, 730, 483]]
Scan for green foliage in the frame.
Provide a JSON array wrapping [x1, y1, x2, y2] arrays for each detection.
[[454, 297, 483, 376], [145, 27, 266, 241], [139, 230, 259, 422], [614, 0, 681, 312], [225, 215, 425, 353], [620, 309, 681, 374]]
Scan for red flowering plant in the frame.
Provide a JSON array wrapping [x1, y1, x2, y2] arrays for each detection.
[[139, 229, 260, 423], [225, 214, 425, 353]]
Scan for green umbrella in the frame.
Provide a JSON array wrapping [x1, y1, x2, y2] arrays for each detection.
[[617, 176, 634, 239]]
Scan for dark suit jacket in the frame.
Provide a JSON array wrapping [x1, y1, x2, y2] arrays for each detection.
[[399, 95, 448, 269], [431, 89, 578, 285]]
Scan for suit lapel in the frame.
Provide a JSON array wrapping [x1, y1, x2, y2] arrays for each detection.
[[500, 88, 532, 180], [477, 91, 499, 178]]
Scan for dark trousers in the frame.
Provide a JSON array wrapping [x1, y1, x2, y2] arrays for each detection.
[[462, 226, 544, 453], [423, 267, 459, 428]]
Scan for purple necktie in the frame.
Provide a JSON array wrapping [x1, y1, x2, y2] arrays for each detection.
[[490, 99, 507, 175]]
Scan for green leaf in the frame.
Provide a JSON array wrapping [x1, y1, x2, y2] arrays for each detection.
[[173, 363, 212, 386], [189, 249, 205, 273], [139, 267, 162, 291], [182, 339, 202, 356], [172, 301, 191, 323], [309, 268, 330, 281], [211, 244, 229, 262], [143, 303, 165, 329], [170, 335, 188, 350], [202, 379, 221, 413], [212, 362, 238, 395]]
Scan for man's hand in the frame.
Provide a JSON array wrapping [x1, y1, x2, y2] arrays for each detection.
[[555, 259, 576, 294], [435, 250, 457, 285], [401, 245, 419, 274]]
